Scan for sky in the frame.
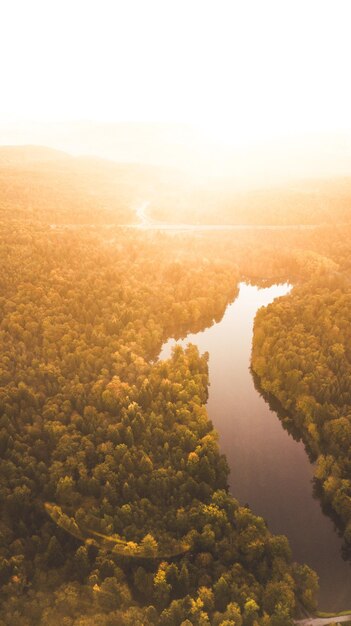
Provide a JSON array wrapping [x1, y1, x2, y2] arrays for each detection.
[[1, 0, 351, 146]]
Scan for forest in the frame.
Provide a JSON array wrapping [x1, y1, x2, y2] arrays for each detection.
[[2, 147, 351, 228], [252, 270, 351, 549], [146, 178, 351, 227], [3, 0, 351, 618], [0, 204, 323, 625], [2, 150, 351, 625]]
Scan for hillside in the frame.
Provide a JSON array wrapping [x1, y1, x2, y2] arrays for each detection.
[[1, 145, 351, 228], [0, 146, 184, 225], [149, 177, 351, 226]]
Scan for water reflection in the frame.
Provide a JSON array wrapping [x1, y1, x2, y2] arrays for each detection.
[[159, 282, 351, 611], [252, 372, 351, 560]]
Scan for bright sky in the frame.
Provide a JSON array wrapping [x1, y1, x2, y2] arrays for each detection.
[[1, 0, 351, 145]]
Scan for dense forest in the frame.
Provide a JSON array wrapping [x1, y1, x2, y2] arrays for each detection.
[[0, 206, 322, 625], [251, 221, 351, 550], [4, 148, 351, 624], [252, 274, 351, 549]]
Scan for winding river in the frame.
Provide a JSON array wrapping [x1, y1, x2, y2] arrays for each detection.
[[159, 282, 351, 612]]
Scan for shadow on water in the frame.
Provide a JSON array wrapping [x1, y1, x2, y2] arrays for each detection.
[[251, 370, 351, 561], [251, 370, 305, 444], [159, 281, 351, 611]]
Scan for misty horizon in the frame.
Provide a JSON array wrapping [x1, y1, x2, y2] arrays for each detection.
[[2, 3, 351, 624], [1, 120, 351, 188]]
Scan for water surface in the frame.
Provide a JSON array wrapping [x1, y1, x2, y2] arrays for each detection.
[[159, 282, 351, 611]]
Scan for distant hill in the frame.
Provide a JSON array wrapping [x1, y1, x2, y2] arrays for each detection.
[[0, 122, 222, 178], [0, 145, 71, 166], [1, 121, 351, 184]]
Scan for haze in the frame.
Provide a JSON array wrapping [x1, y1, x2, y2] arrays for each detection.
[[3, 3, 351, 623], [1, 1, 351, 182]]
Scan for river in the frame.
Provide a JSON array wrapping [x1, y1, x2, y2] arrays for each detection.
[[159, 282, 351, 612]]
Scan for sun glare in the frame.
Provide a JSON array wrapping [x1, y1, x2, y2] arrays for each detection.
[[1, 0, 351, 147]]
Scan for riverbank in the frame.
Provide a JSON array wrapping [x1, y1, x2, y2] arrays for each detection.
[[159, 282, 351, 611]]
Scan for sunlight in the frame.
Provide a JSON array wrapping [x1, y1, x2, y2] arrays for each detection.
[[1, 0, 350, 146], [2, 3, 351, 621]]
